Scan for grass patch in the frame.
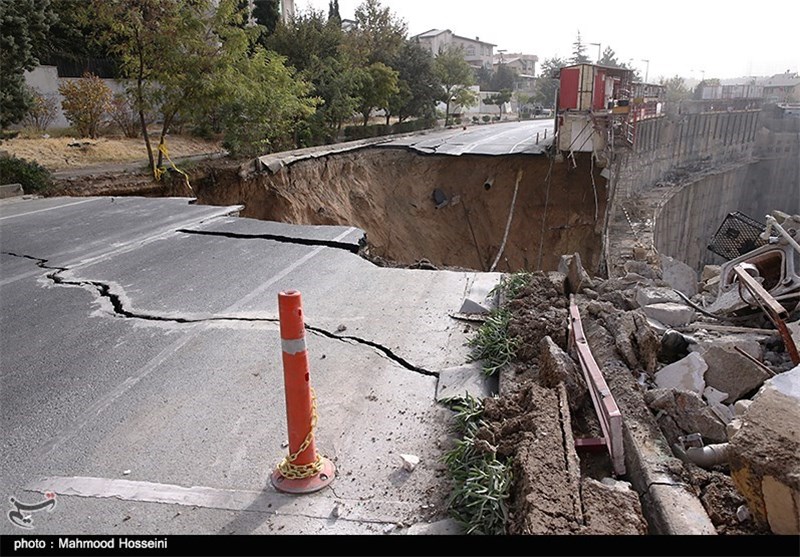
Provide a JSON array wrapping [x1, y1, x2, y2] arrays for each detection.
[[467, 308, 518, 376], [444, 394, 512, 535], [467, 272, 533, 376]]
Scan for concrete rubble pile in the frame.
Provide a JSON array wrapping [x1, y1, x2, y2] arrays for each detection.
[[563, 210, 800, 535]]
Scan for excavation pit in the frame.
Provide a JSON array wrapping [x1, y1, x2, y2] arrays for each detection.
[[191, 148, 608, 273]]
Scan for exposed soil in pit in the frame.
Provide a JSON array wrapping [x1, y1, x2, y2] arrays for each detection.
[[189, 148, 608, 273]]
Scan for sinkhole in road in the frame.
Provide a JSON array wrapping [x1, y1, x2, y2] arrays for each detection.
[[194, 148, 608, 272]]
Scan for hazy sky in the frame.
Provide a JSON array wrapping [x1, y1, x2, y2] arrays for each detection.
[[299, 0, 799, 81]]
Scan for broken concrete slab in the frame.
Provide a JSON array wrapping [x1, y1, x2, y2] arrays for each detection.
[[581, 477, 648, 534], [635, 286, 682, 308], [690, 334, 763, 360], [436, 361, 496, 402], [701, 265, 722, 283], [645, 388, 728, 443], [406, 518, 463, 535], [655, 352, 707, 395], [661, 254, 699, 297], [458, 273, 502, 314], [642, 302, 696, 328], [697, 345, 770, 403], [703, 386, 729, 406], [729, 365, 800, 535], [538, 335, 586, 413], [0, 183, 24, 199], [710, 402, 734, 425], [559, 253, 594, 294]]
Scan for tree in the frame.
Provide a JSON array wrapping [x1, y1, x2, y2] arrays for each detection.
[[328, 0, 341, 24], [0, 0, 55, 127], [599, 46, 622, 67], [533, 56, 566, 108], [570, 31, 590, 64], [434, 46, 476, 126], [490, 64, 517, 92], [253, 0, 281, 38], [387, 40, 439, 123], [345, 0, 407, 66], [216, 48, 320, 156], [266, 8, 358, 141], [38, 0, 114, 67], [95, 0, 314, 174], [484, 89, 513, 116], [660, 75, 691, 102], [354, 62, 399, 126]]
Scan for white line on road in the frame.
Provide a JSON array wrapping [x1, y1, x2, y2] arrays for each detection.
[[0, 198, 99, 221], [26, 476, 418, 524]]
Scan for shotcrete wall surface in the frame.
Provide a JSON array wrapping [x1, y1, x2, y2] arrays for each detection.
[[652, 114, 800, 271], [194, 148, 607, 273], [605, 108, 799, 276]]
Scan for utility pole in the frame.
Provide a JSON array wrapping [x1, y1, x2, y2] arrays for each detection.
[[641, 59, 650, 83]]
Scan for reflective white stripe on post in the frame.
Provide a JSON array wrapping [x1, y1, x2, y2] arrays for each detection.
[[281, 338, 307, 356]]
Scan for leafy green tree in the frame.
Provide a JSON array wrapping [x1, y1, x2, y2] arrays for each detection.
[[490, 64, 517, 92], [474, 66, 492, 90], [533, 56, 566, 108], [346, 0, 407, 66], [253, 0, 281, 38], [434, 45, 476, 125], [38, 0, 113, 65], [216, 48, 320, 156], [266, 8, 342, 72], [306, 56, 361, 140], [570, 31, 590, 64], [387, 40, 439, 123], [0, 0, 55, 127], [267, 8, 358, 141], [355, 62, 399, 126], [484, 89, 512, 116]]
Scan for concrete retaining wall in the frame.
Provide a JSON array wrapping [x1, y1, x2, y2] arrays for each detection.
[[605, 107, 799, 276]]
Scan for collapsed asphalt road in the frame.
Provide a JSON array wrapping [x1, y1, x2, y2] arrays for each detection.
[[0, 196, 499, 535]]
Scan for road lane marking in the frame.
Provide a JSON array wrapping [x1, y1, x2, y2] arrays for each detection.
[[0, 198, 99, 221], [26, 476, 418, 524]]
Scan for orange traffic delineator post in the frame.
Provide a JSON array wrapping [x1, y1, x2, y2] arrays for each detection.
[[271, 290, 335, 494]]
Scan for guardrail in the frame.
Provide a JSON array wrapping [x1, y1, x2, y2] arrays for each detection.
[[568, 296, 626, 476]]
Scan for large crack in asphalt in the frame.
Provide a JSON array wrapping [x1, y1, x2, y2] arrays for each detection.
[[176, 229, 365, 253], [2, 251, 433, 377]]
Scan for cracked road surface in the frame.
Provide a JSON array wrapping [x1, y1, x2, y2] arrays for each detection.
[[0, 196, 496, 535]]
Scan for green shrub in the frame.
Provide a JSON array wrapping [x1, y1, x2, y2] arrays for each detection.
[[0, 156, 53, 193], [482, 115, 491, 123], [58, 73, 112, 139]]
